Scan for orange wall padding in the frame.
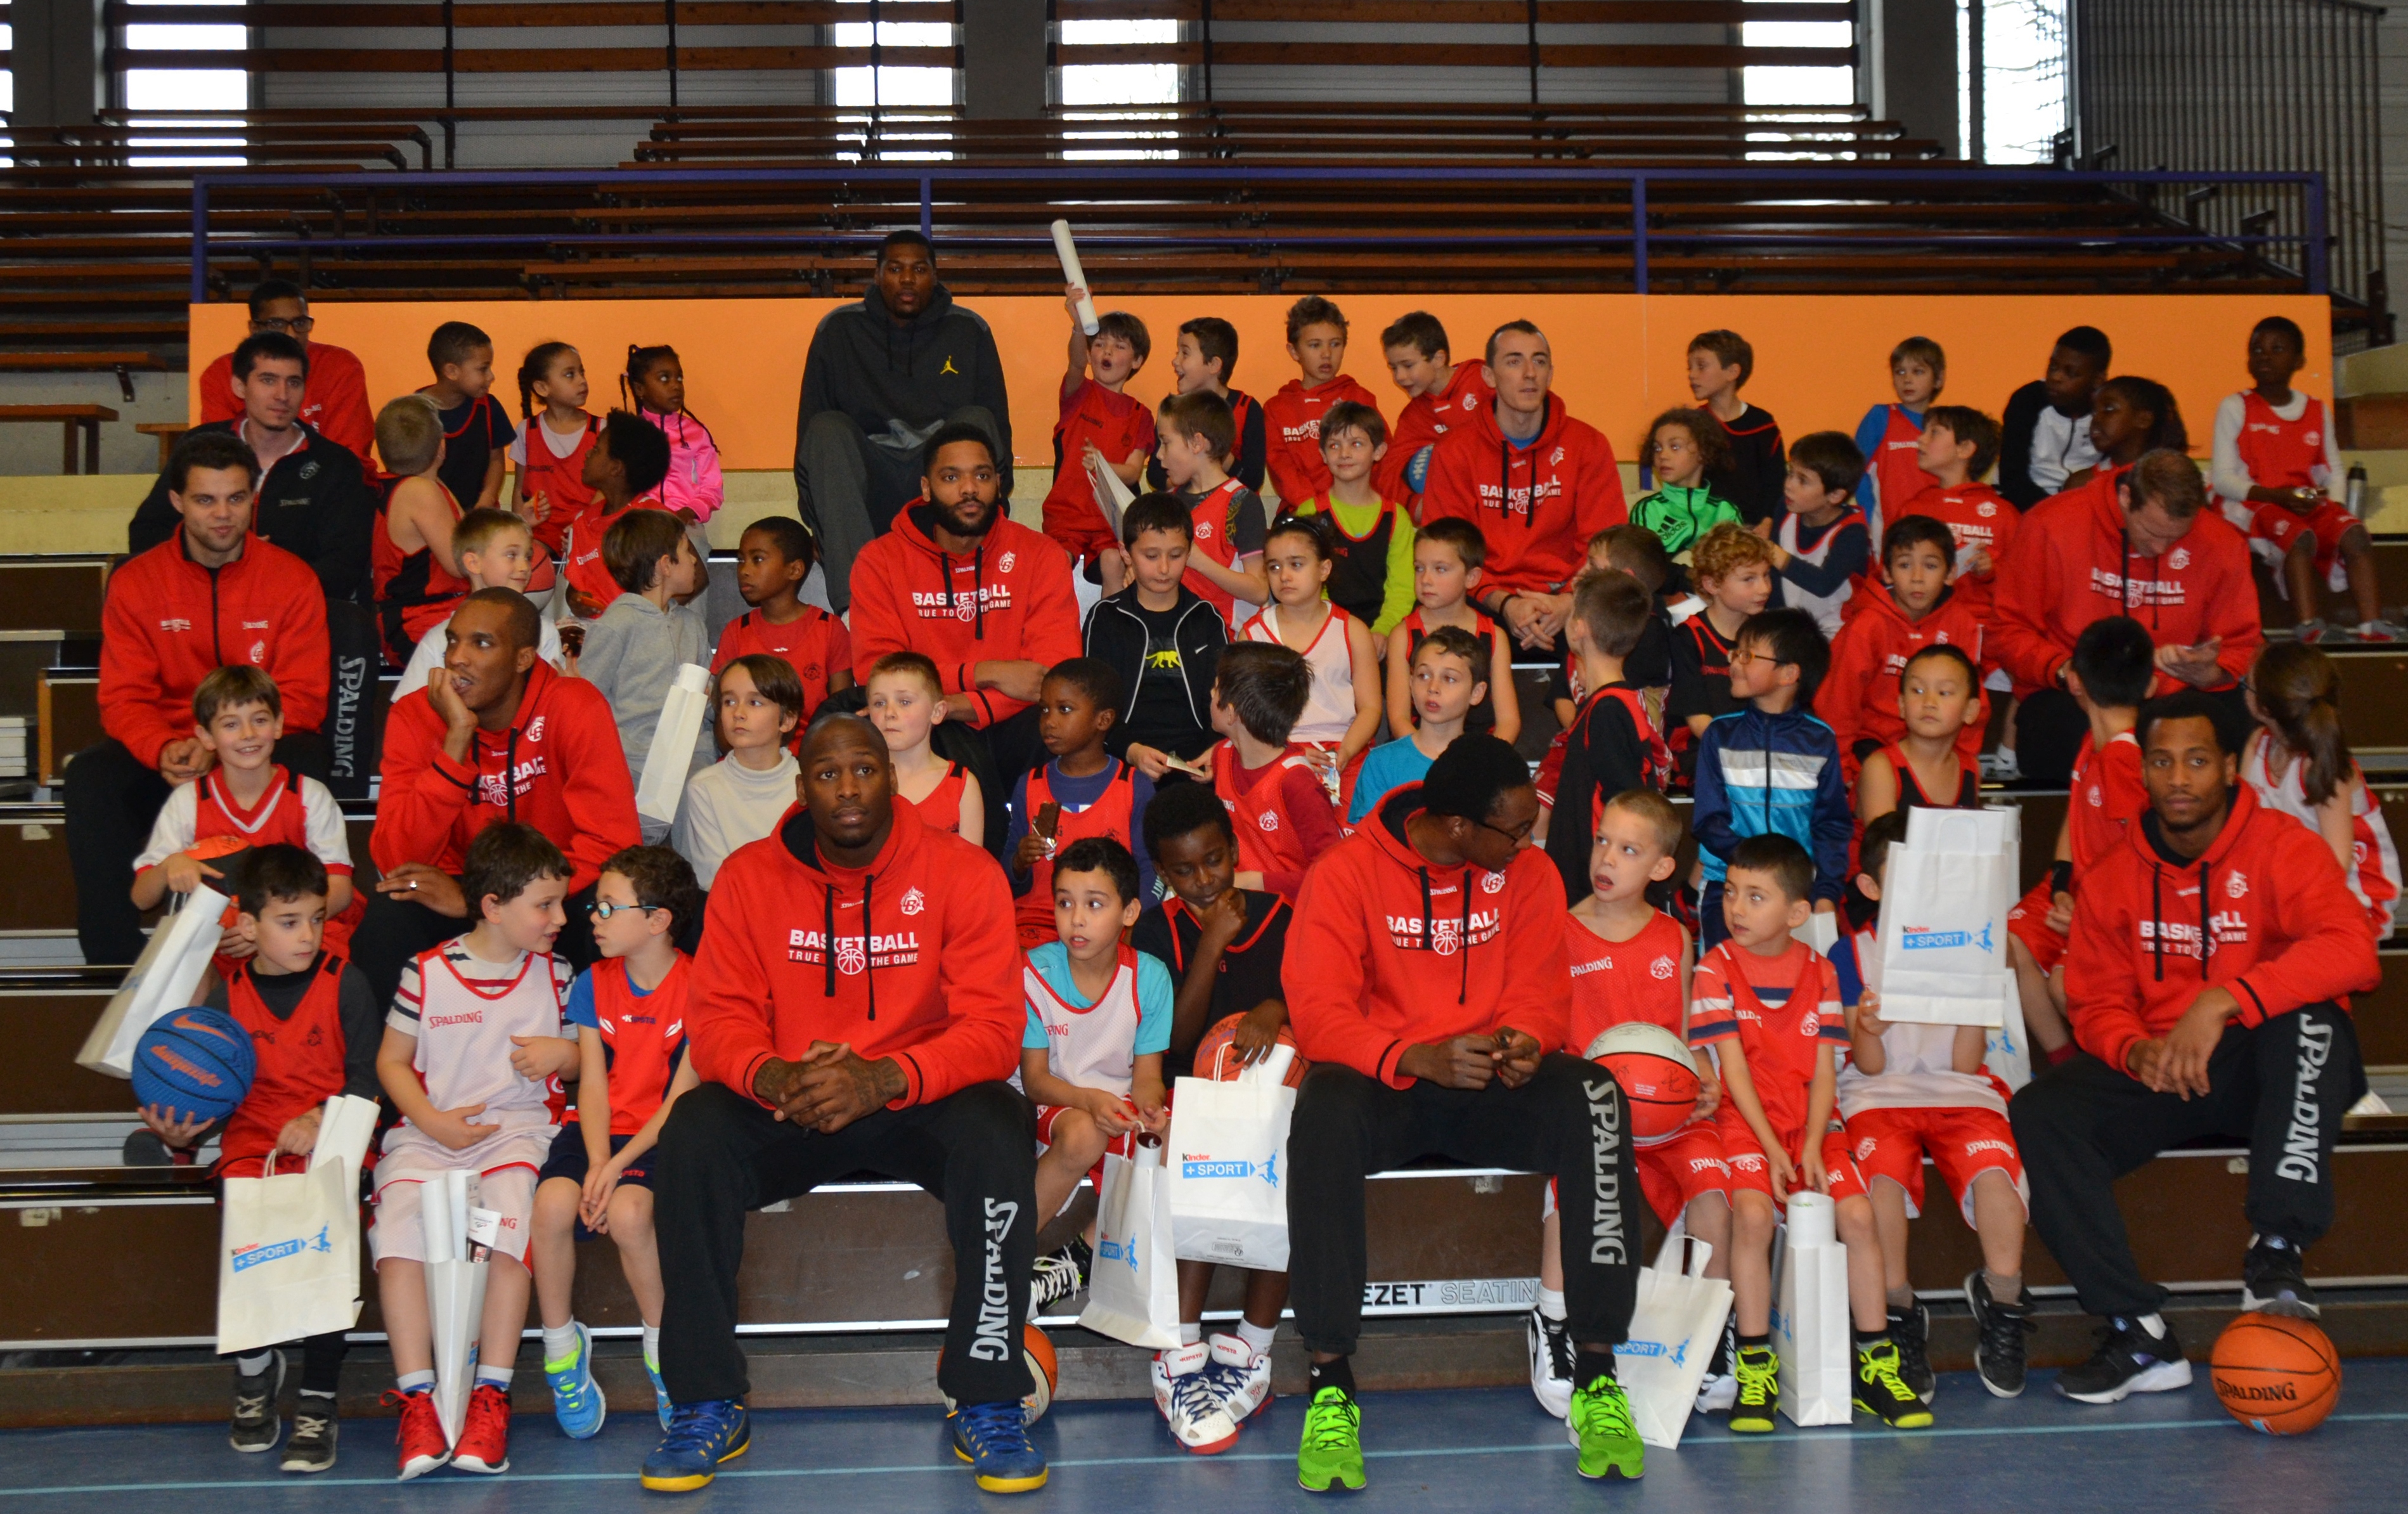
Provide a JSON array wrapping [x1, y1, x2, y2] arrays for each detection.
[[190, 293, 2332, 474]]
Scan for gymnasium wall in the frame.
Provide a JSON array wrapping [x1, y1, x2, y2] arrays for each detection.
[[188, 293, 2334, 479]]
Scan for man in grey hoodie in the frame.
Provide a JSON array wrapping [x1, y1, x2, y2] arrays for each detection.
[[794, 230, 1014, 614]]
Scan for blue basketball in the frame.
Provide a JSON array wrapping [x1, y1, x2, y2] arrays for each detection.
[[131, 1007, 256, 1124]]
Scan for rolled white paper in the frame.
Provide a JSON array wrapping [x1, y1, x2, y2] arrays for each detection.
[[1052, 219, 1101, 335]]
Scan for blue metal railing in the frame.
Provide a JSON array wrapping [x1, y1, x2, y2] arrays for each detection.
[[188, 164, 2333, 304]]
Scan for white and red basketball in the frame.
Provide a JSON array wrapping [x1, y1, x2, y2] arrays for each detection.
[[1583, 1021, 1701, 1146]]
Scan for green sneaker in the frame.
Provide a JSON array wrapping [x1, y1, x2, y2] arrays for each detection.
[[1296, 1385, 1366, 1493], [1854, 1338, 1935, 1429], [1728, 1344, 1780, 1433], [1567, 1375, 1644, 1480]]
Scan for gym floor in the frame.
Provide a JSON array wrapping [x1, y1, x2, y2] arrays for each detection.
[[6, 1361, 2404, 1510]]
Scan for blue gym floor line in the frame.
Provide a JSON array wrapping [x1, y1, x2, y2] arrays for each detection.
[[7, 1410, 2405, 1497]]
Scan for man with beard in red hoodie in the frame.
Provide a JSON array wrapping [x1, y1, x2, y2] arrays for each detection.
[[641, 713, 1044, 1494], [1281, 735, 1643, 1491], [2010, 691, 2376, 1406], [1419, 321, 1628, 654], [356, 588, 641, 1003], [848, 422, 1082, 783], [1993, 448, 2261, 786]]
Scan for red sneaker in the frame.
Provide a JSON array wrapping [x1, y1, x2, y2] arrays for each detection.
[[450, 1384, 512, 1475], [383, 1388, 450, 1481]]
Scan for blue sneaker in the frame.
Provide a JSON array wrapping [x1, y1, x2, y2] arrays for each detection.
[[647, 1355, 673, 1431], [640, 1399, 751, 1493], [949, 1399, 1049, 1493], [545, 1321, 606, 1440]]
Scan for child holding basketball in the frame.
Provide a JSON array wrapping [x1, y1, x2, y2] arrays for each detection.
[[1006, 658, 1156, 945], [531, 845, 704, 1441], [1204, 642, 1337, 899], [371, 824, 581, 1480], [142, 844, 382, 1475], [1129, 782, 1297, 1450], [865, 652, 984, 840], [1529, 790, 1718, 1418], [1241, 512, 1383, 803], [1693, 832, 1929, 1432], [1834, 808, 2033, 1405]]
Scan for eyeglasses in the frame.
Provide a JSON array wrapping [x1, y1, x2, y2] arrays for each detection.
[[587, 900, 661, 921], [252, 316, 315, 335], [1476, 817, 1536, 848]]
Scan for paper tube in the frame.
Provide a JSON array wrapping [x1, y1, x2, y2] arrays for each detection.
[[1052, 220, 1101, 335]]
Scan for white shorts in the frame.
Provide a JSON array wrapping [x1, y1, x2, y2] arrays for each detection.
[[368, 1120, 556, 1267]]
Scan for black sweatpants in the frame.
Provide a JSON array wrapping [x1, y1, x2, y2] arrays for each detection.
[[230, 1328, 348, 1395], [2010, 1004, 2364, 1318], [350, 882, 598, 1009], [1288, 1054, 1640, 1357], [65, 732, 331, 967], [654, 1080, 1038, 1407]]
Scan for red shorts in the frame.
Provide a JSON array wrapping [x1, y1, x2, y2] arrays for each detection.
[[1034, 1101, 1143, 1193], [2007, 875, 2068, 976], [2249, 498, 2359, 585], [1719, 1118, 1867, 1208], [1844, 1103, 2028, 1225], [1541, 1121, 1730, 1229]]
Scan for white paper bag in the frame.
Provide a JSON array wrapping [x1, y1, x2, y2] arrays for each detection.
[[422, 1169, 491, 1447], [1079, 1140, 1181, 1349], [77, 884, 230, 1077], [1875, 808, 2019, 1027], [1984, 972, 2034, 1092], [1791, 909, 1840, 955], [1616, 1236, 1733, 1449], [311, 1094, 382, 1174], [216, 1154, 365, 1355], [1167, 1044, 1297, 1271], [635, 662, 712, 824], [1770, 1192, 1852, 1426]]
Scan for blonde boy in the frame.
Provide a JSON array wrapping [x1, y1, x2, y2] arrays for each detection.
[[392, 508, 565, 702]]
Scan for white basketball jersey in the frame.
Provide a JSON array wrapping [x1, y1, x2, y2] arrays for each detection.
[[1023, 946, 1143, 1099], [1775, 512, 1857, 637], [389, 940, 573, 1127], [1244, 602, 1357, 745]]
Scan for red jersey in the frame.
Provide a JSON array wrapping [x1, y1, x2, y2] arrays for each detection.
[[1891, 480, 2019, 619], [372, 477, 471, 660], [1183, 477, 1260, 631], [1016, 761, 1140, 940], [1565, 908, 1688, 1054], [1042, 378, 1158, 559], [918, 761, 970, 835], [560, 495, 666, 615], [174, 765, 361, 959], [712, 605, 852, 739], [1690, 938, 1846, 1137], [1419, 394, 1628, 595], [1212, 739, 1340, 898], [222, 953, 352, 1172], [1264, 374, 1382, 507], [1867, 405, 1936, 527], [199, 340, 376, 468], [1816, 583, 1990, 772], [1376, 361, 1494, 502], [2231, 390, 2332, 495], [581, 953, 691, 1134], [517, 411, 602, 557]]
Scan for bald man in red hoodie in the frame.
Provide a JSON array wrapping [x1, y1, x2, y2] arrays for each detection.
[[1281, 735, 1643, 1489], [2010, 692, 2375, 1407], [646, 714, 1042, 1491]]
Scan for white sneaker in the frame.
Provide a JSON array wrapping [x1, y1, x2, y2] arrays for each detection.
[[1695, 1371, 1737, 1413], [1526, 1305, 1574, 1419], [1979, 749, 2021, 782], [1151, 1342, 1238, 1454], [1205, 1333, 1274, 1426]]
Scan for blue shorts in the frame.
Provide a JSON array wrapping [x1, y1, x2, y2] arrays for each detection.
[[537, 1129, 654, 1241]]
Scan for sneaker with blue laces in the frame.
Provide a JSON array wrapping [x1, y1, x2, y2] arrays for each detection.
[[640, 1399, 751, 1492], [545, 1321, 605, 1440], [950, 1397, 1049, 1492], [646, 1355, 673, 1431]]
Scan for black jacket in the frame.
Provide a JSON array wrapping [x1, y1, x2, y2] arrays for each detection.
[[131, 420, 375, 603], [793, 282, 1014, 490], [1082, 585, 1227, 761]]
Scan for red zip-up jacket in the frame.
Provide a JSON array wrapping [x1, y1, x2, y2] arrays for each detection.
[[687, 797, 1021, 1109], [1285, 783, 1570, 1085], [1419, 394, 1628, 596], [372, 659, 640, 896], [2065, 786, 2380, 1077], [1375, 361, 1494, 503], [1264, 374, 1382, 507], [1816, 583, 1990, 771], [1990, 467, 2262, 698], [100, 533, 330, 768], [848, 503, 1082, 728]]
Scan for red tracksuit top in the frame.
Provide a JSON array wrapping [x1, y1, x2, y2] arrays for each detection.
[[372, 659, 641, 897], [847, 503, 1083, 728], [1991, 467, 2262, 699], [200, 340, 376, 469], [2066, 786, 2380, 1075], [1816, 584, 1990, 770], [1420, 394, 1628, 596], [100, 533, 330, 768], [1264, 374, 1382, 507], [1041, 378, 1158, 558], [1889, 479, 2020, 620], [1284, 782, 1570, 1086], [686, 798, 1023, 1110], [1376, 361, 1495, 502], [586, 952, 690, 1134]]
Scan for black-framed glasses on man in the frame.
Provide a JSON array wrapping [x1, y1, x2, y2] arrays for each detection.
[[588, 900, 661, 921], [252, 316, 315, 335], [1476, 817, 1536, 848]]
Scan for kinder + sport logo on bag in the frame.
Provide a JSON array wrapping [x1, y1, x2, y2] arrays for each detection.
[[232, 1224, 333, 1274], [1900, 922, 1995, 955], [1181, 1151, 1281, 1189]]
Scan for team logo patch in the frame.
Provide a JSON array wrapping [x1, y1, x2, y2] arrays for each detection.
[[1258, 810, 1279, 831], [1460, 393, 1478, 410], [998, 552, 1016, 573], [527, 716, 546, 743], [2306, 430, 2322, 446], [1799, 1012, 1822, 1037], [2087, 784, 2102, 806], [2227, 870, 2248, 899], [1194, 517, 1215, 540], [248, 641, 266, 664], [1650, 956, 1676, 980], [836, 937, 868, 974], [2170, 547, 2191, 570], [1978, 500, 1997, 517], [160, 617, 192, 633], [1550, 446, 1565, 466], [1480, 870, 1506, 895], [299, 460, 321, 481], [1856, 1137, 1877, 1161], [901, 886, 926, 916]]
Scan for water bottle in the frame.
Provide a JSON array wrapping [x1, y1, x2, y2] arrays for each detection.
[[2347, 462, 2368, 520]]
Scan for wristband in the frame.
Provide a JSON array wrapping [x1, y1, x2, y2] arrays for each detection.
[[2049, 860, 2073, 896]]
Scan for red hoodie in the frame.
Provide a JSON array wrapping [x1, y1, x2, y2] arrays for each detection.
[[199, 340, 376, 469], [100, 534, 330, 769], [1890, 479, 2019, 620], [372, 659, 641, 896], [1991, 468, 2262, 698], [1285, 784, 1570, 1085], [1816, 584, 1990, 772], [1375, 361, 1494, 503], [2065, 786, 2380, 1077], [1419, 394, 1628, 595], [685, 798, 1021, 1110], [1264, 374, 1382, 507], [848, 503, 1083, 728]]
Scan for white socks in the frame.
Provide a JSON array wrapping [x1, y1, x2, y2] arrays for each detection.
[[396, 1369, 435, 1395], [2135, 1313, 2166, 1340], [475, 1364, 514, 1390], [1179, 1321, 1203, 1346], [235, 1350, 276, 1376], [541, 1322, 582, 1368], [1236, 1318, 1278, 1356], [1537, 1287, 1567, 1323], [643, 1323, 661, 1369]]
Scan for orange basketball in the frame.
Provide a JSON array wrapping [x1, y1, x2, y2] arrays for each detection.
[[2211, 1314, 2341, 1435], [941, 1323, 1060, 1426], [1584, 1022, 1702, 1146], [1193, 1011, 1307, 1087]]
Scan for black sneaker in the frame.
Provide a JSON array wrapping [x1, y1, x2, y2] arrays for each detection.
[[1525, 1305, 1574, 1418], [1028, 1237, 1092, 1318], [1853, 1339, 1934, 1428], [280, 1395, 337, 1474], [2241, 1234, 2321, 1319], [2054, 1317, 2192, 1404], [230, 1350, 285, 1453], [1964, 1271, 2035, 1399], [1887, 1301, 1934, 1404]]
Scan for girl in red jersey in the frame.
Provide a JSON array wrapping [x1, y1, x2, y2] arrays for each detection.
[[510, 342, 601, 559]]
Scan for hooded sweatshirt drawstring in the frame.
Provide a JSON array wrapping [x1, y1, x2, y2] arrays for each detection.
[[1414, 863, 1474, 1004], [819, 874, 881, 1018]]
